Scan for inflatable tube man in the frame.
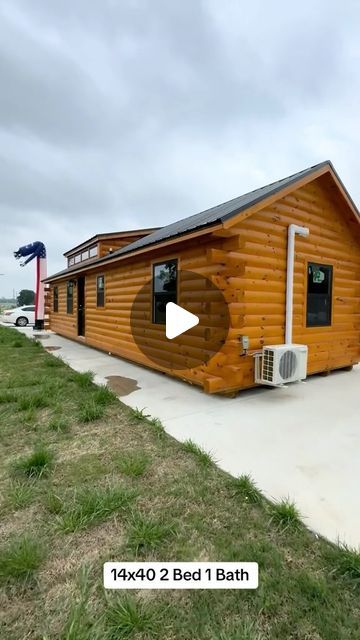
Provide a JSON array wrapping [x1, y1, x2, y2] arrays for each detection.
[[14, 241, 47, 330]]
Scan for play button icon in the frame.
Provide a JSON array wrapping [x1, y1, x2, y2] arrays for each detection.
[[130, 268, 230, 372], [165, 302, 199, 339]]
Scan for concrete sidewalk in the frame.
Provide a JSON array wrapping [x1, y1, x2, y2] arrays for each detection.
[[12, 326, 360, 547]]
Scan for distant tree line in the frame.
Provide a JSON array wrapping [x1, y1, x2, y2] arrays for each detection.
[[17, 290, 35, 306]]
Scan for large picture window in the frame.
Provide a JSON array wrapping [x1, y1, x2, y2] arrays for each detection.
[[53, 286, 59, 312], [66, 281, 74, 314], [306, 263, 333, 327], [152, 260, 177, 324], [97, 275, 105, 307]]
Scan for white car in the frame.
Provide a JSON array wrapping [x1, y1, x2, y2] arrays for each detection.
[[1, 306, 35, 327]]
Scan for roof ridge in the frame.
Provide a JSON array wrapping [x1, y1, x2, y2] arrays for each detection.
[[183, 160, 331, 220], [107, 160, 332, 258], [47, 159, 353, 282]]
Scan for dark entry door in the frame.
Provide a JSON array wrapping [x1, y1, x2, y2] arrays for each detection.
[[77, 277, 85, 336]]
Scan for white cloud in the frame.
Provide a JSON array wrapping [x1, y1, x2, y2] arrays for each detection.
[[1, 0, 360, 297]]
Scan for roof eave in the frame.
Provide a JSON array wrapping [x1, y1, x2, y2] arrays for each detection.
[[45, 160, 360, 284], [221, 162, 360, 229], [63, 228, 161, 257], [44, 222, 224, 283]]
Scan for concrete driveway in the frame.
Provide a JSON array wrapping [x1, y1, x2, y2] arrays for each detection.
[[10, 325, 360, 547]]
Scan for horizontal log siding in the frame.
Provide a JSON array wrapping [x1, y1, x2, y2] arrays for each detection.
[[48, 174, 360, 393], [215, 175, 360, 389], [48, 281, 78, 337], [99, 236, 148, 257], [48, 239, 233, 390]]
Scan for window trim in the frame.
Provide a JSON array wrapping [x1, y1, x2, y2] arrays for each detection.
[[66, 281, 74, 314], [89, 244, 98, 258], [306, 262, 333, 328], [53, 286, 59, 313], [96, 274, 105, 308], [68, 244, 98, 267], [152, 258, 178, 325]]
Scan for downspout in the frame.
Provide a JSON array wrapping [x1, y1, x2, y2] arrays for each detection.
[[285, 224, 309, 344]]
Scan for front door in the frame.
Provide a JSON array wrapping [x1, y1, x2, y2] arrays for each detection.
[[77, 276, 85, 336]]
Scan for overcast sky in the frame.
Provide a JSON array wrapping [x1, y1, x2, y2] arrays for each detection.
[[1, 0, 360, 298]]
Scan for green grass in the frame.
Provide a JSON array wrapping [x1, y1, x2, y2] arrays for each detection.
[[103, 595, 159, 639], [230, 474, 263, 504], [11, 445, 54, 479], [116, 452, 150, 477], [78, 399, 106, 422], [17, 390, 51, 410], [0, 535, 45, 583], [182, 439, 215, 467], [270, 498, 302, 531], [216, 620, 265, 640], [20, 407, 37, 428], [92, 384, 117, 406], [59, 565, 96, 640], [294, 570, 329, 605], [130, 406, 151, 421], [0, 390, 18, 403], [12, 339, 24, 348], [126, 512, 177, 555], [48, 415, 71, 433], [146, 416, 166, 439], [71, 370, 95, 388], [51, 485, 137, 533], [7, 481, 38, 509], [326, 542, 360, 586], [1, 324, 360, 639], [44, 355, 64, 368]]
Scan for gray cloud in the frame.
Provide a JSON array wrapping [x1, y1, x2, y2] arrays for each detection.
[[1, 0, 360, 297]]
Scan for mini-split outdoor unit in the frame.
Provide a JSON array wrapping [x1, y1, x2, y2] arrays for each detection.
[[254, 344, 308, 387]]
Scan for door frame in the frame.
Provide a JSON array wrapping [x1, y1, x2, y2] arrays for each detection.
[[77, 276, 85, 337]]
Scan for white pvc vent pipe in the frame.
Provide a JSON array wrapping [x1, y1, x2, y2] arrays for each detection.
[[285, 224, 309, 344]]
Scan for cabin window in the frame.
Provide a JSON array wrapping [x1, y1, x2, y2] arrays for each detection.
[[68, 246, 97, 267], [306, 263, 333, 327], [66, 281, 74, 314], [96, 275, 105, 307], [152, 260, 177, 324], [53, 286, 59, 312]]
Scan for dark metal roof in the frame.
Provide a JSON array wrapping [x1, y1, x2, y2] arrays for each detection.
[[46, 160, 358, 282], [106, 161, 333, 259], [63, 227, 159, 257]]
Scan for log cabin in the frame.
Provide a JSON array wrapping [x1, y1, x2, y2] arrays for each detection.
[[44, 160, 360, 394]]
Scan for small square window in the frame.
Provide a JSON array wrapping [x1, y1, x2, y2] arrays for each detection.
[[97, 275, 105, 307], [152, 260, 177, 324], [68, 257, 75, 266], [74, 254, 81, 264], [81, 250, 89, 261], [89, 245, 98, 258]]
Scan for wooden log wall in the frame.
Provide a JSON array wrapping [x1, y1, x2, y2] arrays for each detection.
[[49, 282, 78, 337], [210, 174, 360, 390], [99, 235, 148, 257], [48, 174, 360, 394]]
